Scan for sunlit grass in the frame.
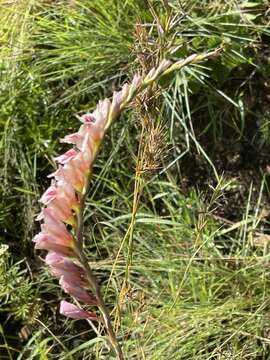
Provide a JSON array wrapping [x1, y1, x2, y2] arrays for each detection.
[[0, 0, 270, 358]]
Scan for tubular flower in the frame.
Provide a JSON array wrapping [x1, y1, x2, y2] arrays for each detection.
[[45, 251, 86, 283], [60, 300, 98, 321], [39, 184, 77, 225]]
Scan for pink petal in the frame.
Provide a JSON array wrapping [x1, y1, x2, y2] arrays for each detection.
[[57, 178, 77, 202], [39, 179, 78, 224], [62, 161, 86, 192], [110, 91, 121, 117], [59, 276, 98, 305], [39, 185, 57, 205], [33, 232, 66, 246], [55, 149, 78, 164], [45, 252, 85, 281], [60, 132, 84, 149], [49, 162, 85, 193], [38, 208, 73, 242], [48, 165, 65, 180], [70, 143, 92, 175], [79, 113, 96, 124], [60, 300, 98, 320], [47, 203, 75, 224], [33, 233, 74, 256]]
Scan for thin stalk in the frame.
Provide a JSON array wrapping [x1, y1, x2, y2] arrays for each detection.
[[75, 186, 124, 359], [123, 160, 145, 285]]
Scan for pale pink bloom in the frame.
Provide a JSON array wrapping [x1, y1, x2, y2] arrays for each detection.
[[55, 149, 78, 164], [144, 67, 156, 82], [47, 202, 74, 224], [60, 271, 86, 289], [40, 179, 78, 223], [73, 100, 111, 150], [77, 124, 96, 152], [119, 83, 130, 104], [59, 276, 98, 305], [45, 251, 74, 268], [37, 208, 73, 244], [109, 85, 131, 124], [60, 132, 84, 150], [56, 178, 78, 207], [79, 113, 96, 124], [33, 232, 74, 256], [53, 267, 85, 285], [48, 165, 66, 181], [35, 228, 70, 247], [60, 300, 98, 320], [110, 91, 121, 119], [70, 134, 93, 174], [45, 252, 85, 283], [56, 159, 88, 192], [40, 185, 57, 205], [92, 99, 110, 134], [48, 165, 85, 194], [62, 160, 86, 192], [96, 99, 111, 123], [47, 201, 74, 224], [155, 59, 172, 77]]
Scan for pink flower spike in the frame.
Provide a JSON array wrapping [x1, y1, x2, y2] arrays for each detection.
[[55, 149, 78, 164], [60, 300, 98, 320], [39, 185, 57, 205]]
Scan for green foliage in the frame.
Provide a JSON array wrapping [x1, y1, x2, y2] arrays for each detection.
[[0, 245, 39, 321], [0, 0, 270, 358]]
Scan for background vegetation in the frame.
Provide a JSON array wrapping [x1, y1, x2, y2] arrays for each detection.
[[1, 0, 270, 359]]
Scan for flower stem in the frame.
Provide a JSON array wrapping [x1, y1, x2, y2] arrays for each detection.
[[75, 187, 124, 360]]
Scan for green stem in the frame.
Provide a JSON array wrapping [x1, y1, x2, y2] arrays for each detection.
[[75, 185, 124, 360]]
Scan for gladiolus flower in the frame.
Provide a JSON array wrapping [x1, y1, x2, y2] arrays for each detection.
[[48, 165, 85, 194], [45, 252, 85, 283], [59, 276, 98, 305], [40, 185, 57, 205], [79, 113, 96, 124], [60, 132, 84, 149], [39, 182, 78, 224], [60, 300, 98, 320], [55, 149, 78, 164], [33, 233, 74, 256], [37, 208, 74, 245]]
